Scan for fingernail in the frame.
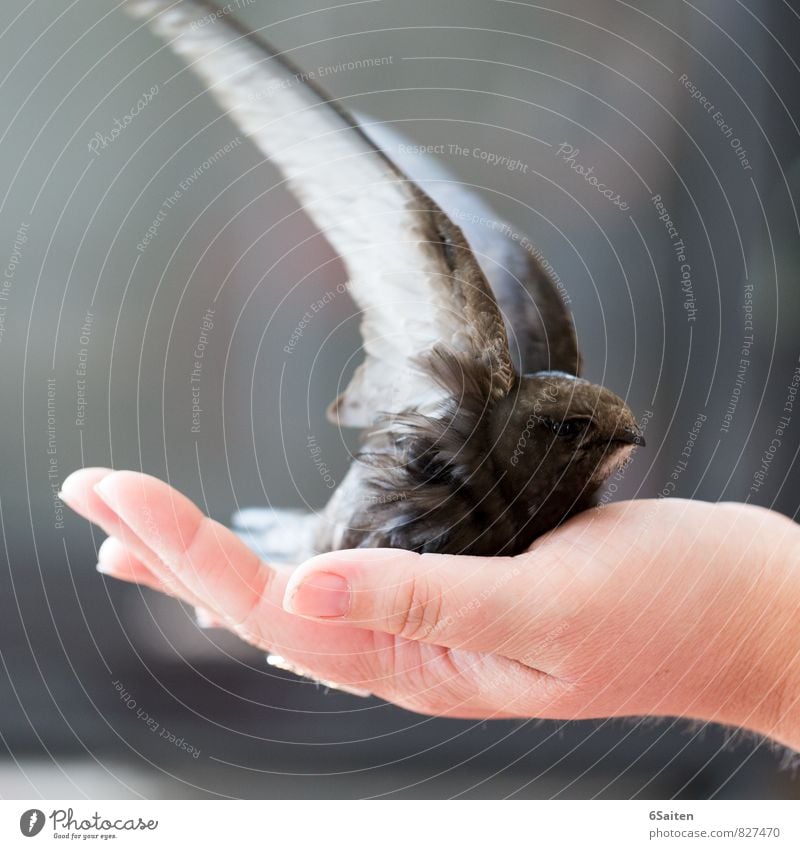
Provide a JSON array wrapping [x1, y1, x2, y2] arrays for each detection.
[[58, 468, 118, 512], [195, 608, 218, 629], [286, 572, 351, 618], [58, 470, 84, 506], [97, 535, 123, 565], [96, 561, 116, 576]]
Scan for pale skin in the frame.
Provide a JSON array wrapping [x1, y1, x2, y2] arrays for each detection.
[[59, 467, 800, 749]]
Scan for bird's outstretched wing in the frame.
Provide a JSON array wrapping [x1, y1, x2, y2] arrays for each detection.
[[483, 245, 582, 377], [360, 120, 582, 377], [127, 0, 516, 426]]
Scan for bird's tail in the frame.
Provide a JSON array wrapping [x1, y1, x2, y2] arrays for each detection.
[[232, 507, 320, 567]]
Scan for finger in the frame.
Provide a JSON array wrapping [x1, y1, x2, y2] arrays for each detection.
[[283, 547, 572, 663], [91, 470, 276, 631], [96, 535, 172, 595], [96, 538, 217, 631], [62, 469, 378, 668], [60, 467, 203, 606], [96, 528, 250, 629]]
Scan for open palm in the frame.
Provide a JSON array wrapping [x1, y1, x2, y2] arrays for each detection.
[[60, 467, 799, 744]]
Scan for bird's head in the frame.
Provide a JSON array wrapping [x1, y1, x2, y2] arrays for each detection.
[[493, 371, 644, 527]]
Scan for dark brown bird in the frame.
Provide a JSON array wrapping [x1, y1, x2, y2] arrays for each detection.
[[128, 0, 645, 562]]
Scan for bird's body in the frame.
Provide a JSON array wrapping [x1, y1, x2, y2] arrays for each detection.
[[128, 0, 644, 563], [308, 369, 641, 558]]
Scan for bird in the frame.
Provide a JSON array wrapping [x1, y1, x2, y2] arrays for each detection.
[[126, 0, 645, 563]]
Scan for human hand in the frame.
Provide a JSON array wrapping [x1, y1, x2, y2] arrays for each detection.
[[60, 468, 800, 747]]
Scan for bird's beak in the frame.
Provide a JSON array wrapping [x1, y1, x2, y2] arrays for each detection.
[[615, 425, 646, 447]]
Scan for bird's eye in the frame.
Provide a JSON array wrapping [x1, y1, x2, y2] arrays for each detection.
[[553, 418, 591, 438]]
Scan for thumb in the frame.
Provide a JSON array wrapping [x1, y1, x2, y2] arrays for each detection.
[[282, 547, 570, 659]]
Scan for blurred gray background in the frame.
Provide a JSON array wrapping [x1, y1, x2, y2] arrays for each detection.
[[0, 0, 798, 798]]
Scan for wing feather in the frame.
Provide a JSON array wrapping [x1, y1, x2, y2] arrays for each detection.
[[360, 119, 581, 376]]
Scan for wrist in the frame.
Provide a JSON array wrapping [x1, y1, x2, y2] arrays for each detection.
[[751, 510, 800, 750]]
